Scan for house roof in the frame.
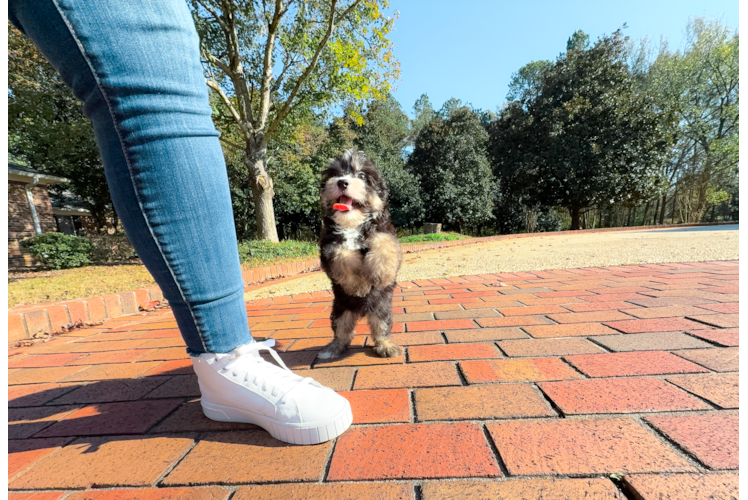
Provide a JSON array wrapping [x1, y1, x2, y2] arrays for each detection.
[[8, 162, 69, 185], [51, 190, 92, 216]]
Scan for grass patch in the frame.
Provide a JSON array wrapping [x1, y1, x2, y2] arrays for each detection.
[[398, 232, 469, 244], [238, 240, 318, 267], [9, 264, 156, 308], [9, 240, 321, 308]]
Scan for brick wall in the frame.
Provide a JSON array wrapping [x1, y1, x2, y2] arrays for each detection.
[[8, 181, 57, 268]]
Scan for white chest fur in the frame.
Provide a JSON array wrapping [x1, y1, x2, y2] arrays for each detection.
[[336, 227, 364, 250]]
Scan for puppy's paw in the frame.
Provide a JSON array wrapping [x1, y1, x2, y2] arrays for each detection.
[[373, 339, 402, 358], [368, 270, 396, 289], [317, 341, 348, 360]]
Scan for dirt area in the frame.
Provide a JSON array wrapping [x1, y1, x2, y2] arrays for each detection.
[[245, 225, 739, 300]]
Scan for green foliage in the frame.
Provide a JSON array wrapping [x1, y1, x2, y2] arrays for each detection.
[[648, 17, 738, 221], [408, 106, 495, 231], [21, 233, 96, 270], [566, 30, 590, 51], [534, 207, 564, 232], [398, 232, 467, 243], [506, 60, 552, 102], [192, 0, 401, 241], [237, 240, 318, 266], [490, 30, 676, 229], [8, 22, 114, 230], [193, 0, 400, 125], [409, 94, 436, 145], [350, 95, 424, 228]]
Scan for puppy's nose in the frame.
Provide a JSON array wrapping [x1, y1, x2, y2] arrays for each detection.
[[337, 179, 349, 190]]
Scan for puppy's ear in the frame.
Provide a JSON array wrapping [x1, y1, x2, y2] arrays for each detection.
[[377, 175, 389, 203]]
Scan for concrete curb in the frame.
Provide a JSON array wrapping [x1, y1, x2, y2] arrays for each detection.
[[8, 221, 736, 342]]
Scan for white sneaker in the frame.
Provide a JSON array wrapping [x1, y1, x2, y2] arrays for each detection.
[[191, 339, 353, 445]]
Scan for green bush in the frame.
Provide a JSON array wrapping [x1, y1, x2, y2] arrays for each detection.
[[21, 232, 96, 269], [238, 240, 318, 266], [398, 232, 468, 243]]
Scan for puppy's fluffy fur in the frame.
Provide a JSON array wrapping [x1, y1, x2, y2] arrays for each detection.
[[317, 150, 403, 360]]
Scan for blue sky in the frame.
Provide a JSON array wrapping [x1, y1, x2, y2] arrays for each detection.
[[384, 0, 739, 116]]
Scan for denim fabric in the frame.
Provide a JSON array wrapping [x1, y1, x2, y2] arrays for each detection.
[[9, 0, 253, 353]]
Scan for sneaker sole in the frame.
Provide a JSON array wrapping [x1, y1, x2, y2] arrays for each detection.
[[200, 398, 353, 445]]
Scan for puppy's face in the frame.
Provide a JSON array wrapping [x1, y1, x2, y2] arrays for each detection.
[[320, 150, 388, 228]]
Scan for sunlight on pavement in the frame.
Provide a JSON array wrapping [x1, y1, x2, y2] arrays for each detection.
[[245, 225, 738, 300]]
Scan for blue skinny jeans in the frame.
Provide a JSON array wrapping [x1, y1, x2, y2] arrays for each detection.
[[9, 0, 253, 353]]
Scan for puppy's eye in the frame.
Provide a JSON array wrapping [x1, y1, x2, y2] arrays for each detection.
[[357, 173, 366, 181]]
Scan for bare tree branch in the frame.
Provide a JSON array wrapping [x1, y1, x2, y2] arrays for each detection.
[[205, 52, 235, 79], [193, 0, 229, 34], [267, 0, 361, 136], [206, 78, 250, 140], [219, 136, 245, 151], [256, 0, 286, 132], [271, 50, 301, 95], [220, 0, 255, 127]]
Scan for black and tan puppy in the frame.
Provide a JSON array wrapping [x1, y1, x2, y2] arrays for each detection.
[[317, 150, 403, 360]]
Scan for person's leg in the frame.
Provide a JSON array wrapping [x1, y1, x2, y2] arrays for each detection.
[[9, 0, 250, 353], [10, 0, 353, 445]]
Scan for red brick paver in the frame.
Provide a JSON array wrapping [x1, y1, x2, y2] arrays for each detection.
[[624, 473, 739, 500], [339, 389, 411, 424], [674, 347, 739, 372], [687, 328, 739, 346], [415, 383, 554, 420], [65, 488, 230, 500], [354, 361, 461, 389], [564, 351, 709, 377], [408, 342, 502, 362], [460, 357, 583, 384], [327, 422, 501, 481], [539, 377, 710, 414], [235, 483, 412, 499], [644, 413, 739, 470], [10, 435, 194, 489], [163, 430, 330, 485], [421, 478, 623, 499], [487, 417, 693, 475], [498, 337, 605, 357], [665, 373, 739, 409], [6, 260, 740, 498]]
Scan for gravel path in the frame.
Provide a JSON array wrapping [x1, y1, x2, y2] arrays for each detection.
[[245, 225, 739, 300]]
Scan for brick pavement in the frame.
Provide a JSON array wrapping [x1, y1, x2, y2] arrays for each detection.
[[8, 260, 739, 499]]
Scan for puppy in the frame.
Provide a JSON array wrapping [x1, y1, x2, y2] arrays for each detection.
[[317, 150, 403, 360]]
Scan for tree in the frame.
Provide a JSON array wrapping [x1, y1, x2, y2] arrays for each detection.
[[566, 30, 590, 51], [490, 30, 675, 230], [506, 60, 552, 102], [409, 93, 435, 144], [407, 106, 494, 232], [349, 95, 424, 227], [191, 0, 399, 241], [648, 18, 738, 221], [8, 22, 115, 230]]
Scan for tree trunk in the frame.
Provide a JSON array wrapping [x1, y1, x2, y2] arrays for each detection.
[[570, 206, 581, 230], [245, 139, 279, 242], [659, 194, 667, 225], [653, 199, 660, 225], [641, 201, 650, 226], [670, 187, 678, 223]]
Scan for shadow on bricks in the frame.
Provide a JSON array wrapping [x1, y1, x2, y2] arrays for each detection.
[[8, 366, 265, 455]]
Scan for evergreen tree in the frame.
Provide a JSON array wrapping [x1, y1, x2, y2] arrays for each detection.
[[408, 107, 494, 232]]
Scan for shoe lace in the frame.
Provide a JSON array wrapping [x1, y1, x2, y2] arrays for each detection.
[[222, 339, 313, 403]]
